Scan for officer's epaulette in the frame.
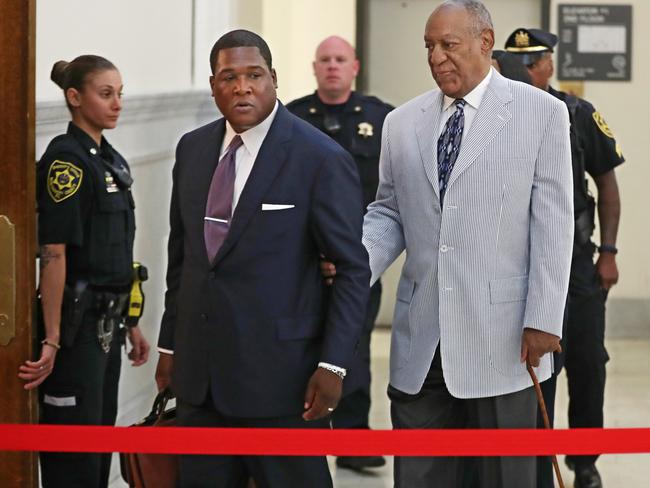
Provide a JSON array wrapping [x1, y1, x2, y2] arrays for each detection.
[[40, 133, 89, 167], [285, 94, 313, 109], [554, 88, 591, 117], [360, 94, 395, 111], [567, 95, 596, 121], [576, 96, 595, 114]]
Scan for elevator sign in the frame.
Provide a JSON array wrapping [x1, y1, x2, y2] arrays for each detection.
[[557, 4, 632, 81]]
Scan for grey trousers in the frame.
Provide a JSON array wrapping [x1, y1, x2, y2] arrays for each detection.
[[389, 349, 537, 488]]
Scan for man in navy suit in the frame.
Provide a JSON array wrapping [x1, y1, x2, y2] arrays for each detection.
[[154, 30, 370, 487]]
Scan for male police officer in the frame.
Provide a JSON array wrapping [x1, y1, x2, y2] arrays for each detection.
[[506, 28, 625, 488], [287, 36, 393, 471]]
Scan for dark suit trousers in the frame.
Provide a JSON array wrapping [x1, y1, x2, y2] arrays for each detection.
[[536, 374, 558, 488], [176, 399, 332, 488], [389, 348, 537, 488]]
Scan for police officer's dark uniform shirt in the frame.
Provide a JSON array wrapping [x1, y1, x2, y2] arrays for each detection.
[[37, 122, 135, 289], [287, 91, 393, 211], [549, 86, 625, 295], [550, 86, 625, 176]]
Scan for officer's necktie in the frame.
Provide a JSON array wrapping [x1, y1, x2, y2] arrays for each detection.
[[437, 99, 466, 205], [204, 135, 243, 262]]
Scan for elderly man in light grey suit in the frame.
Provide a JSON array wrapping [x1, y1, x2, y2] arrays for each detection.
[[353, 1, 573, 486]]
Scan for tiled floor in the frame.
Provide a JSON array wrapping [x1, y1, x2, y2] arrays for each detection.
[[330, 329, 650, 487]]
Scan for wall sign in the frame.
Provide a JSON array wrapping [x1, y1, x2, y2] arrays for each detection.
[[557, 4, 632, 81]]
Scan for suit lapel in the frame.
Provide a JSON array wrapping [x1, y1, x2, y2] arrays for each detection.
[[211, 103, 292, 267], [446, 71, 513, 190], [415, 90, 444, 199]]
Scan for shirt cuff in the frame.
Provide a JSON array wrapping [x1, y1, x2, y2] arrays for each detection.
[[318, 362, 346, 378], [157, 347, 174, 355]]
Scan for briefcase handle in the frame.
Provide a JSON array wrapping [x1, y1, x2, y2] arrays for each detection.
[[142, 388, 174, 425]]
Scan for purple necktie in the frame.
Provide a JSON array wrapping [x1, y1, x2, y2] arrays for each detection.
[[204, 135, 243, 262]]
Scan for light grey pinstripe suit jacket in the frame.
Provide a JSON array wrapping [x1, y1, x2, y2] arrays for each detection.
[[363, 69, 574, 398]]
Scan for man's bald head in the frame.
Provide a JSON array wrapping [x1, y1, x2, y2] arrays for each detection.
[[313, 36, 359, 104], [315, 36, 356, 59]]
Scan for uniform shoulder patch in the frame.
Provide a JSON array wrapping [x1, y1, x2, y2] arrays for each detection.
[[47, 160, 83, 203], [615, 142, 623, 159], [592, 111, 615, 139]]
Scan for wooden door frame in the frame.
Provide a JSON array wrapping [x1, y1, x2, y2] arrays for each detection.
[[355, 0, 369, 93], [0, 0, 38, 486]]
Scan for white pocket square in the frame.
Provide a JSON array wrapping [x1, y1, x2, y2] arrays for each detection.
[[262, 204, 295, 211]]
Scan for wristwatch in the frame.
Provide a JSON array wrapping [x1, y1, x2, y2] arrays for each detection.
[[318, 362, 347, 379], [598, 244, 618, 255]]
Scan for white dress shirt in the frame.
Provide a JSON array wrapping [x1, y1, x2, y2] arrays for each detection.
[[223, 100, 279, 213], [438, 67, 493, 138]]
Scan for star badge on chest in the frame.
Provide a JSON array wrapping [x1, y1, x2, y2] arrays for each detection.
[[357, 122, 374, 138]]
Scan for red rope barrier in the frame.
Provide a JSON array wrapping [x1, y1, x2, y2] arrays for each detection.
[[1, 425, 649, 456]]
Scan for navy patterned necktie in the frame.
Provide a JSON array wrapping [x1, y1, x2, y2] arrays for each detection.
[[204, 135, 243, 262], [437, 99, 466, 205]]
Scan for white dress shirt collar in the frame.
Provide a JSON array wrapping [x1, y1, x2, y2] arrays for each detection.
[[442, 67, 494, 112], [221, 99, 279, 158]]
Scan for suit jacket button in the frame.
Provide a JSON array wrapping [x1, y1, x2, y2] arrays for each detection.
[[209, 271, 216, 279], [201, 313, 208, 321]]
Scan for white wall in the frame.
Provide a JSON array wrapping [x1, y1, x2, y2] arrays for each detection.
[[37, 0, 241, 101], [36, 0, 194, 100], [194, 0, 238, 86]]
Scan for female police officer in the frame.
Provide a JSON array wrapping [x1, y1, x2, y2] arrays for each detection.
[[18, 55, 150, 487]]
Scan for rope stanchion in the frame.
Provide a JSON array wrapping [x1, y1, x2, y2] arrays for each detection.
[[1, 424, 650, 456]]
